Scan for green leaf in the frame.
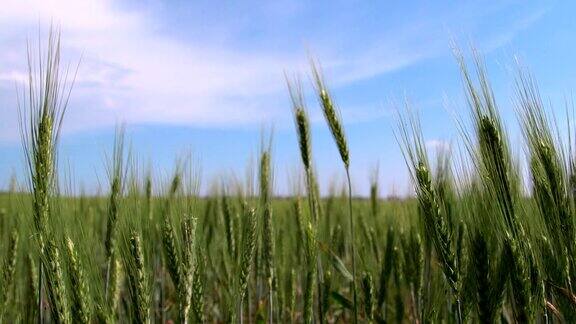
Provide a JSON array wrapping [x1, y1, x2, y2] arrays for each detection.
[[331, 291, 353, 310], [318, 241, 353, 282]]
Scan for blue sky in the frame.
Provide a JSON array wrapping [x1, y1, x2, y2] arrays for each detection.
[[0, 0, 574, 196]]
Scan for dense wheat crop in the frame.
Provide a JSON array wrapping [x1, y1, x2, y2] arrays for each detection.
[[3, 32, 576, 323]]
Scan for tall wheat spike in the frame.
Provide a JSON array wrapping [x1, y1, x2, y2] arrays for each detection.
[[287, 76, 321, 323], [0, 230, 18, 320], [237, 206, 257, 323], [471, 230, 495, 323], [397, 109, 461, 323], [161, 172, 193, 322], [44, 238, 69, 323], [260, 149, 275, 324], [507, 237, 532, 322], [362, 272, 375, 322], [104, 127, 127, 317], [65, 237, 89, 323], [18, 27, 77, 324], [191, 249, 205, 323], [180, 215, 196, 323], [454, 49, 522, 239], [221, 193, 237, 258], [377, 226, 395, 317], [104, 132, 123, 262], [126, 229, 149, 324], [517, 69, 575, 293], [311, 62, 358, 324], [401, 231, 423, 322]]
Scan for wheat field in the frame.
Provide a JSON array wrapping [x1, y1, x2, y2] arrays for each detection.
[[2, 31, 576, 324]]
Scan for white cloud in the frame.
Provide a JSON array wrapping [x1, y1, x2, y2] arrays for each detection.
[[426, 139, 452, 153], [0, 0, 547, 143], [0, 0, 141, 31], [0, 71, 28, 83]]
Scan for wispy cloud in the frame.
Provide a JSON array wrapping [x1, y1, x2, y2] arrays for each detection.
[[0, 0, 547, 143], [426, 139, 452, 153]]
